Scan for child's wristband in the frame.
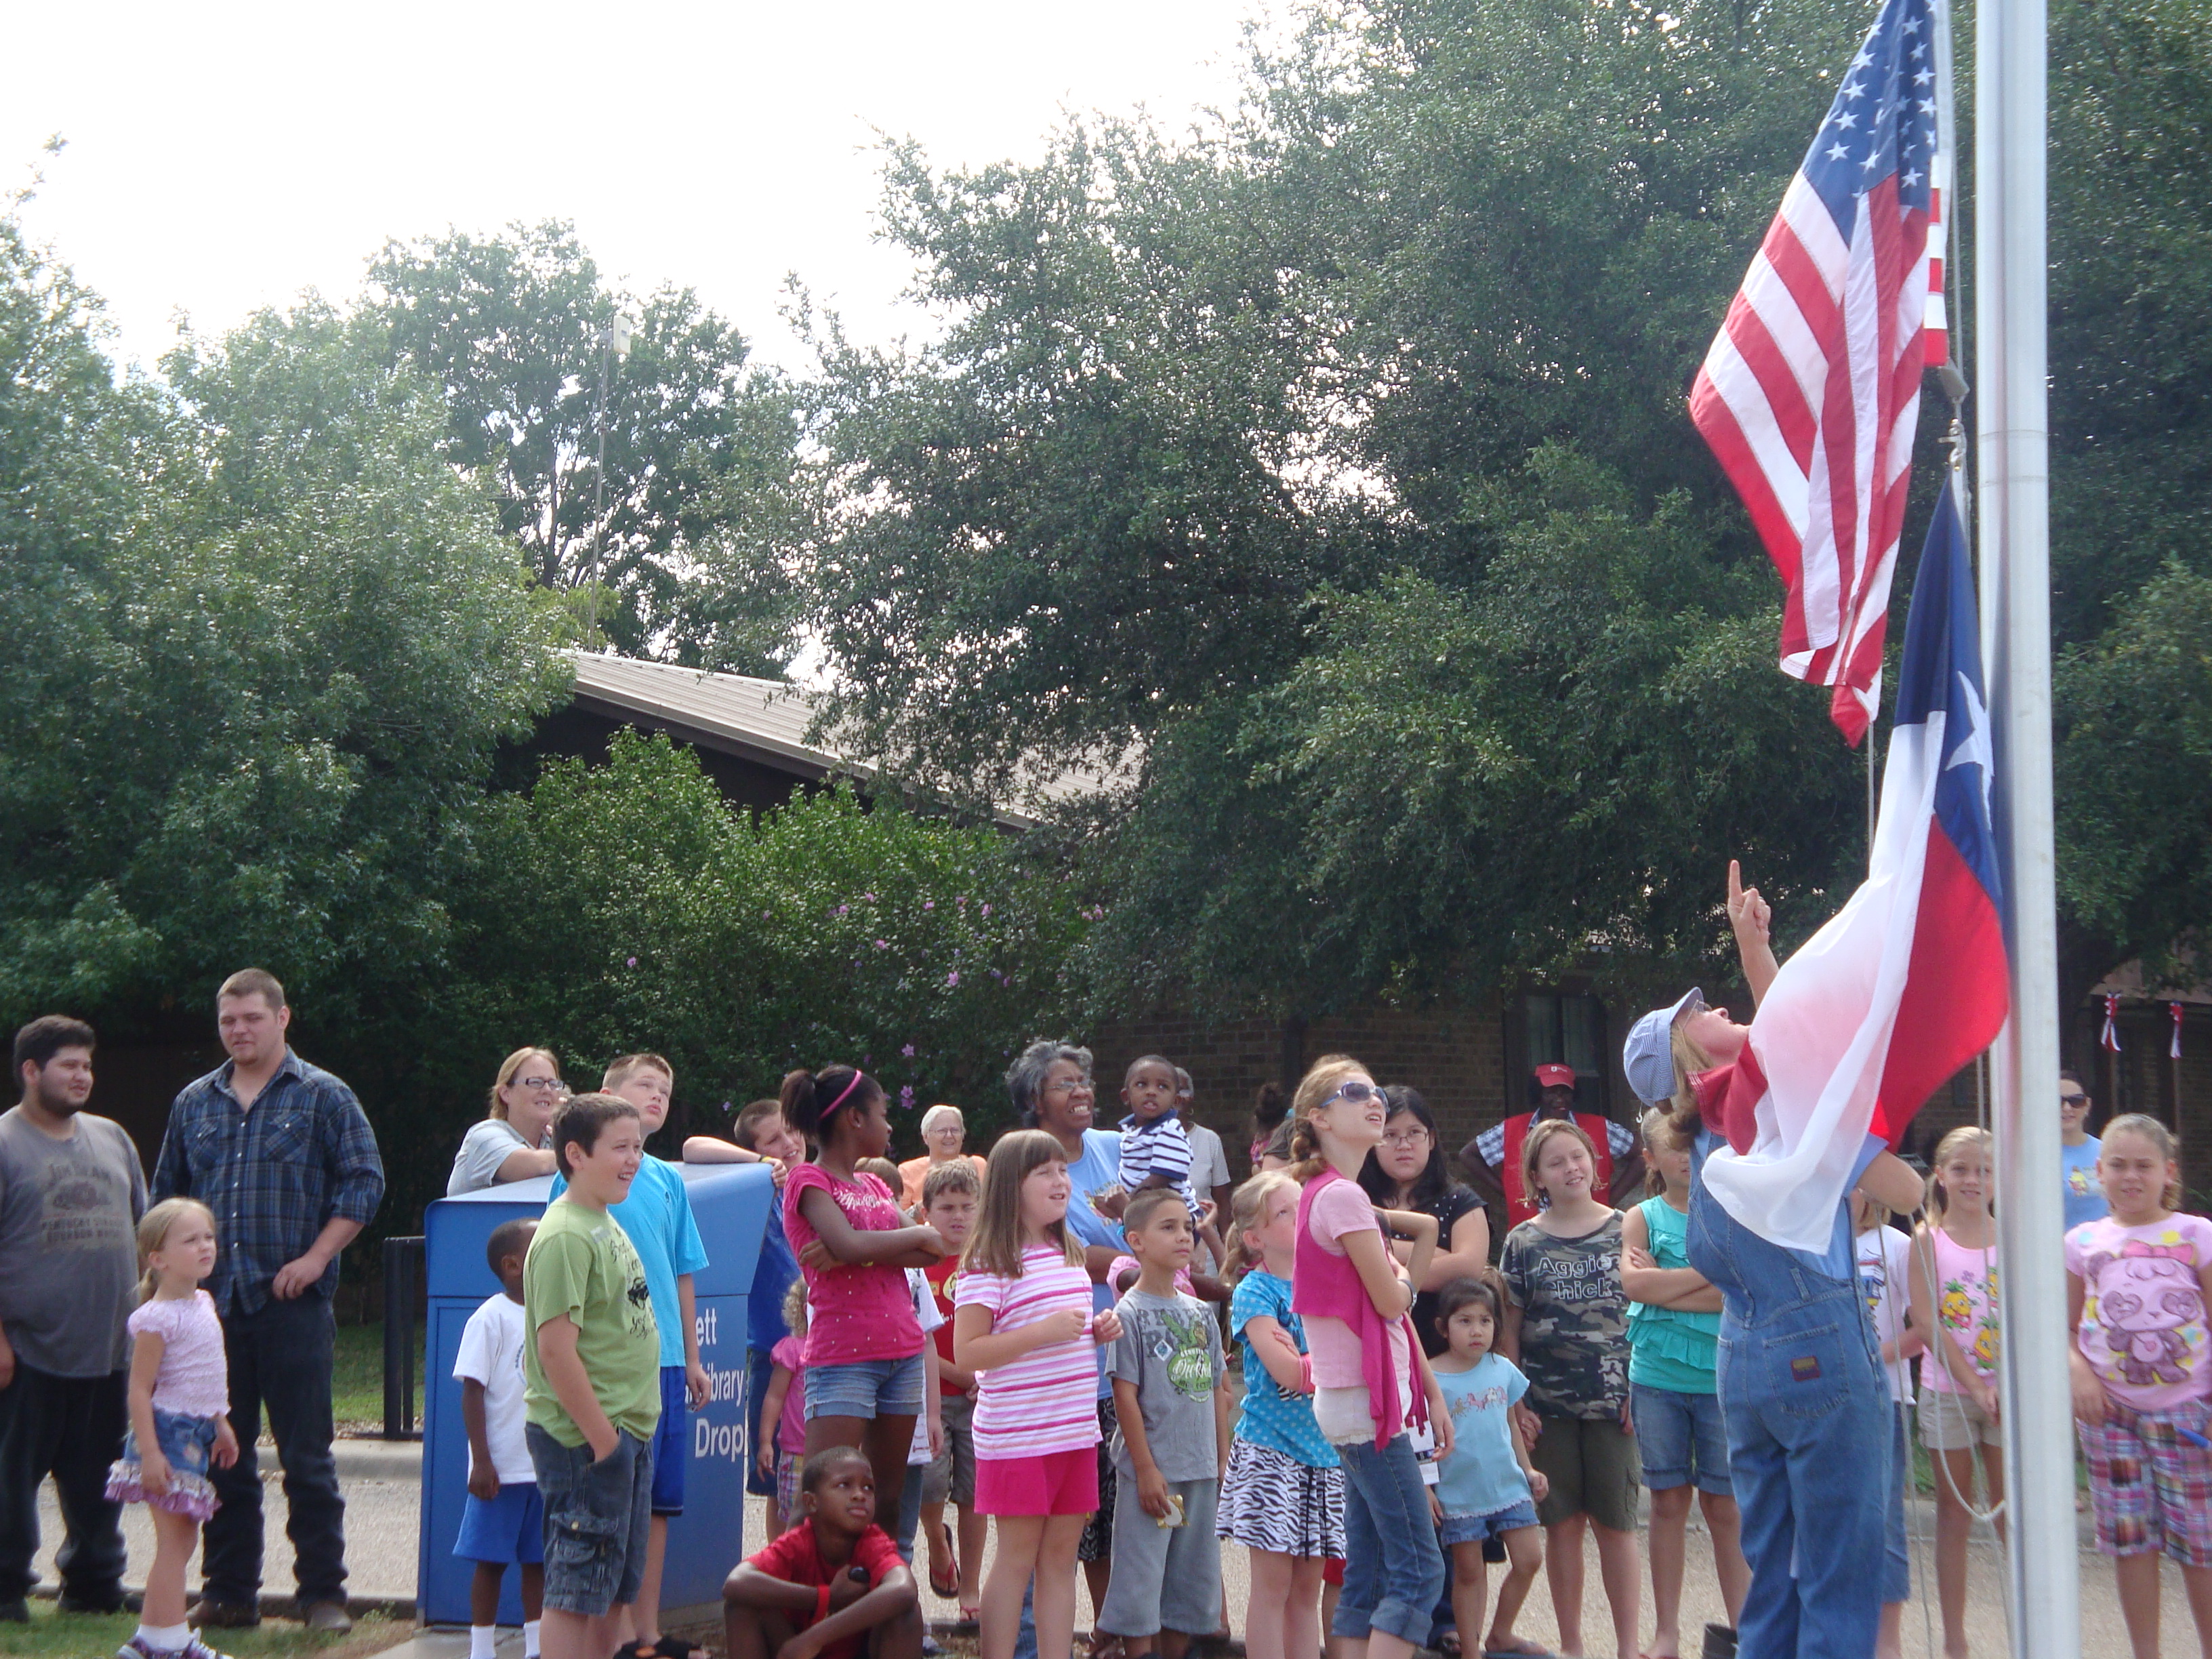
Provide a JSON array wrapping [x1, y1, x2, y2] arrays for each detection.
[[1297, 1355, 1315, 1395], [815, 1585, 832, 1625]]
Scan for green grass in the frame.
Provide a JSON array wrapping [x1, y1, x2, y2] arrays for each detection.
[[331, 1320, 424, 1430], [0, 1603, 409, 1658]]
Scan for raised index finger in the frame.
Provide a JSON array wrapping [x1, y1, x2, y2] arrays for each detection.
[[1728, 858, 1744, 910]]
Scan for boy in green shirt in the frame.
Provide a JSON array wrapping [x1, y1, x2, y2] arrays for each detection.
[[524, 1093, 661, 1659]]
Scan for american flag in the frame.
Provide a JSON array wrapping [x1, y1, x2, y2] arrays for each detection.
[[1689, 0, 1948, 745]]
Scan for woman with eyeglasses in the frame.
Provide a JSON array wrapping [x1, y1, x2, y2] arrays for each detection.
[[898, 1103, 987, 1211], [447, 1047, 566, 1194], [1358, 1087, 1493, 1359]]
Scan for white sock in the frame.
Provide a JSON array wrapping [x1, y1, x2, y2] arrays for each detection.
[[136, 1622, 190, 1652], [470, 1624, 497, 1659], [523, 1617, 543, 1658]]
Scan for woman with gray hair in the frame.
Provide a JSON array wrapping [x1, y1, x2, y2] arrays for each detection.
[[897, 1102, 987, 1209]]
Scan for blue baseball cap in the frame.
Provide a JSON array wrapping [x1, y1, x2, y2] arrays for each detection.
[[1623, 988, 1703, 1107]]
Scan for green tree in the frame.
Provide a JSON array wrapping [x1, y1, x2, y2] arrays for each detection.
[[809, 0, 2212, 1019], [369, 221, 806, 670], [0, 224, 571, 1029]]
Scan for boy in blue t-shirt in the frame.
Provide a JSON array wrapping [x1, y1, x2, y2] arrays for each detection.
[[550, 1053, 710, 1659]]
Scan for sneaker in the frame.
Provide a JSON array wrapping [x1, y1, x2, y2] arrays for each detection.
[[117, 1640, 230, 1659]]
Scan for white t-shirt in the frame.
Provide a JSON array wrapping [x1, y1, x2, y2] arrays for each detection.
[[907, 1268, 947, 1465], [1186, 1122, 1232, 1195], [453, 1292, 535, 1484], [1855, 1226, 1914, 1404]]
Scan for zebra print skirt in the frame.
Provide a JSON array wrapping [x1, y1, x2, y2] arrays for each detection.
[[1216, 1437, 1347, 1558]]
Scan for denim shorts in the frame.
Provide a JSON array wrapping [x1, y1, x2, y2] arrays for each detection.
[[1439, 1500, 1540, 1546], [1631, 1383, 1733, 1495], [804, 1352, 926, 1422], [106, 1408, 222, 1521], [526, 1423, 655, 1616]]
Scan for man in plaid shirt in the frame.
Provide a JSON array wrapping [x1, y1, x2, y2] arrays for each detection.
[[151, 968, 384, 1635]]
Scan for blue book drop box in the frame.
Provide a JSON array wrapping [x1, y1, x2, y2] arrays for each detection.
[[418, 1162, 774, 1625]]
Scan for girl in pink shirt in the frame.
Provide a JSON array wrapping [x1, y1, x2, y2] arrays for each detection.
[[1288, 1055, 1448, 1659], [106, 1198, 241, 1659], [954, 1129, 1123, 1659], [2066, 1113, 2212, 1657], [1908, 1125, 2002, 1659], [782, 1065, 948, 1513]]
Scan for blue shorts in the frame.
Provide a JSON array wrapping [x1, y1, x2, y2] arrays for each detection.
[[1439, 1501, 1540, 1547], [1630, 1383, 1732, 1496], [804, 1352, 925, 1422], [455, 1481, 546, 1565], [651, 1367, 687, 1515]]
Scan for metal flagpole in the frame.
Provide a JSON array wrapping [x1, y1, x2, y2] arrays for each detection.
[[1974, 0, 2079, 1638]]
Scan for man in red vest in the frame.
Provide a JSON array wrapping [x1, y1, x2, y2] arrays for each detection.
[[1459, 1065, 1643, 1231]]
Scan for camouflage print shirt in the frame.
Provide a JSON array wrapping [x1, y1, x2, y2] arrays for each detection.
[[1107, 1286, 1225, 1481], [1500, 1211, 1631, 1418]]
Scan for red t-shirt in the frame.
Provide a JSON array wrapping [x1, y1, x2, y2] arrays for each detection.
[[746, 1522, 904, 1659], [924, 1256, 968, 1398]]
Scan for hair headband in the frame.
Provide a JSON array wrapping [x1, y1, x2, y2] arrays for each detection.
[[823, 1069, 868, 1123]]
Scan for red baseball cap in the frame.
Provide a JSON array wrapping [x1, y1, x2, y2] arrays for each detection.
[[1533, 1064, 1576, 1090]]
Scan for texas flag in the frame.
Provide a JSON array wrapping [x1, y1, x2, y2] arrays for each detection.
[[1702, 476, 2009, 1251]]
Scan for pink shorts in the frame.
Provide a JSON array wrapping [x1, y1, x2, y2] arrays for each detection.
[[975, 1448, 1099, 1517]]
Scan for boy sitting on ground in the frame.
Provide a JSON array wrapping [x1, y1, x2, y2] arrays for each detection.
[[724, 1447, 924, 1659]]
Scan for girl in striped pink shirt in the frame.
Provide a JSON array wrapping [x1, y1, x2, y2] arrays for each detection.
[[954, 1129, 1124, 1659]]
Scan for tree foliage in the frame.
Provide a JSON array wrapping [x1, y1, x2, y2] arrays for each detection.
[[0, 221, 571, 1029], [371, 221, 805, 670], [806, 0, 2212, 1017]]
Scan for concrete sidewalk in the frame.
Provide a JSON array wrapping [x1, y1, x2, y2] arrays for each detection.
[[36, 1446, 2177, 1659]]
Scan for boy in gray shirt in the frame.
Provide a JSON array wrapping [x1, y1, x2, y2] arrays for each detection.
[[1098, 1189, 1229, 1659]]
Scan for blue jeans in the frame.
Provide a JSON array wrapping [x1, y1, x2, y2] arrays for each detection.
[[202, 1290, 346, 1608], [1687, 1165, 1889, 1659], [1334, 1434, 1448, 1647]]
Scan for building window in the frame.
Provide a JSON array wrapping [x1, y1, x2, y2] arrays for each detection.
[[1521, 993, 1609, 1115]]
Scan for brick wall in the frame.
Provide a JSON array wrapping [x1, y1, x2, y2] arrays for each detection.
[[1094, 991, 1589, 1183]]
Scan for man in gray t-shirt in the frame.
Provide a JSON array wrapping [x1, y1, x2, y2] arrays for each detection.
[[0, 1017, 146, 1618]]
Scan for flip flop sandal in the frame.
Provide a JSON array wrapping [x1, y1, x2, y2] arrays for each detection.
[[930, 1554, 961, 1599], [1483, 1645, 1558, 1659], [956, 1605, 982, 1631]]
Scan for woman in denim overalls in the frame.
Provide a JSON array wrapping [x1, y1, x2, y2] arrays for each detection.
[[1622, 865, 1926, 1659]]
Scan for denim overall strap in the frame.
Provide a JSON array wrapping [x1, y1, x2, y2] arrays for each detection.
[[1690, 1135, 1891, 1659]]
